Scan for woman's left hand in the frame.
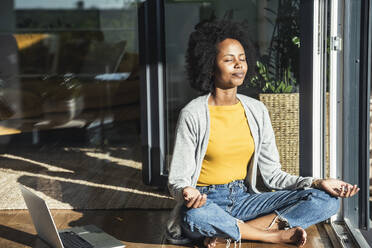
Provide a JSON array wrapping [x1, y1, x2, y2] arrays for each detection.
[[315, 178, 360, 198]]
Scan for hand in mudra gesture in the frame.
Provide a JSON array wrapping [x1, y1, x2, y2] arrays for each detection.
[[314, 178, 360, 198], [183, 186, 207, 208]]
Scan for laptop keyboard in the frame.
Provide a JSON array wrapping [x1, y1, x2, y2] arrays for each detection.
[[60, 231, 94, 248]]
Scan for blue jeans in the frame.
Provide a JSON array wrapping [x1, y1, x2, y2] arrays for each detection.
[[181, 180, 339, 241]]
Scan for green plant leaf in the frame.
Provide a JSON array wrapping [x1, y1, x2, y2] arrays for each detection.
[[292, 36, 300, 48], [285, 85, 293, 93]]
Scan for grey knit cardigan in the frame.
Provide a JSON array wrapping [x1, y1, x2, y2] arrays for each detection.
[[166, 93, 314, 243]]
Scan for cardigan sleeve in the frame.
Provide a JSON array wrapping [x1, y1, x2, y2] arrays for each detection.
[[168, 109, 198, 202], [257, 105, 314, 190]]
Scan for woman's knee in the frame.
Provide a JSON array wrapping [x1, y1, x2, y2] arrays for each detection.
[[182, 201, 241, 241], [183, 204, 209, 227], [182, 203, 217, 237], [325, 194, 340, 215], [307, 189, 340, 215]]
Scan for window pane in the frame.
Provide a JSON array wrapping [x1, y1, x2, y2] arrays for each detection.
[[0, 0, 174, 210]]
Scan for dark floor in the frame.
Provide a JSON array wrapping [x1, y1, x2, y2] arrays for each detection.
[[0, 209, 334, 248]]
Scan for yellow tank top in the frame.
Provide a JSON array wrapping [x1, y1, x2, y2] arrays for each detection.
[[197, 101, 255, 186]]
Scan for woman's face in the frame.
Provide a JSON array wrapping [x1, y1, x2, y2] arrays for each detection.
[[214, 38, 247, 89]]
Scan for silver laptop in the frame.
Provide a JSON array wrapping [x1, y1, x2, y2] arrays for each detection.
[[19, 185, 125, 248]]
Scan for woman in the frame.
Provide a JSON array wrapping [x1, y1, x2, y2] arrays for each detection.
[[166, 20, 359, 247]]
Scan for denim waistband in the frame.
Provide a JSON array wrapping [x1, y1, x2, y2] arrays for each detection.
[[196, 180, 246, 191]]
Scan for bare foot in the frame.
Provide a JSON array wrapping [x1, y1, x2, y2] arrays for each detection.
[[278, 227, 307, 246], [204, 227, 306, 247], [203, 237, 227, 248]]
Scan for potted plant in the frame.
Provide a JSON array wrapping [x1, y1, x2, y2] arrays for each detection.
[[249, 0, 301, 175]]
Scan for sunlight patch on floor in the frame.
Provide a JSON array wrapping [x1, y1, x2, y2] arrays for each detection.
[[2, 168, 171, 199], [84, 152, 141, 169], [1, 154, 74, 173]]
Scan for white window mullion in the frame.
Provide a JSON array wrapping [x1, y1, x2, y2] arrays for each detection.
[[329, 0, 344, 221], [312, 0, 324, 179]]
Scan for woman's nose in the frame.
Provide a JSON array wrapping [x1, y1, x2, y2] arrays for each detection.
[[234, 60, 242, 68]]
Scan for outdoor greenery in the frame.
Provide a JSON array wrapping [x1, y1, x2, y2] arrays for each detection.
[[250, 0, 300, 93], [250, 61, 294, 93]]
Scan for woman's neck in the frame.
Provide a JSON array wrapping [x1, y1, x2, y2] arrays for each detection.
[[208, 88, 239, 106]]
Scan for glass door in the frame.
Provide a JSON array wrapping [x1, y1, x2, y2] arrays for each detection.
[[329, 0, 371, 246], [0, 0, 146, 210], [162, 0, 319, 182], [141, 0, 331, 196]]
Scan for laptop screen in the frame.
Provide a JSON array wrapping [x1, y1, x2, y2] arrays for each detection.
[[19, 185, 64, 248]]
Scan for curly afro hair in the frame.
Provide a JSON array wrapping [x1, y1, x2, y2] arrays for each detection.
[[186, 20, 257, 94]]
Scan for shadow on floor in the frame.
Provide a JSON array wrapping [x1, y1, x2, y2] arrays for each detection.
[[0, 224, 36, 247], [0, 122, 175, 210]]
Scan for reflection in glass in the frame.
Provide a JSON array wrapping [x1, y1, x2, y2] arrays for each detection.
[[15, 0, 129, 10], [1, 2, 139, 134], [0, 1, 173, 210]]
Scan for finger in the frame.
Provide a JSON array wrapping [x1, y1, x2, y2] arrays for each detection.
[[326, 187, 340, 197], [192, 194, 202, 208], [186, 195, 197, 208], [340, 185, 349, 198], [334, 185, 344, 198], [183, 192, 190, 201], [350, 185, 360, 197], [344, 185, 351, 198], [184, 192, 194, 202], [183, 188, 192, 201], [346, 185, 358, 198], [340, 185, 346, 197], [199, 194, 207, 207], [349, 185, 357, 196]]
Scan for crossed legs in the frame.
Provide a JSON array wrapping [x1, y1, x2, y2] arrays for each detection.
[[182, 188, 339, 247]]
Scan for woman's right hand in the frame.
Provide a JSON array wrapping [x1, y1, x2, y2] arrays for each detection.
[[182, 186, 207, 208]]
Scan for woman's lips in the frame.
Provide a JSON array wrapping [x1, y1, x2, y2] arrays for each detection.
[[232, 72, 245, 78]]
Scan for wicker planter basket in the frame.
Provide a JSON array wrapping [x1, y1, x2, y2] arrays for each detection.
[[259, 93, 300, 175], [259, 93, 331, 177]]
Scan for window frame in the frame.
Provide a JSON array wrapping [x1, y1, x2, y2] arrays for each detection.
[[334, 0, 371, 246], [139, 0, 168, 186]]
